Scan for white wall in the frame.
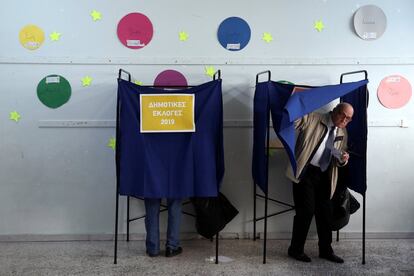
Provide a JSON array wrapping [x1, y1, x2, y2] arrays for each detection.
[[0, 0, 413, 238]]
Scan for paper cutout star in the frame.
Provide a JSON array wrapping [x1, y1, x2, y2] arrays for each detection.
[[179, 31, 189, 41], [107, 137, 116, 150], [81, 76, 92, 87], [90, 10, 102, 21], [9, 111, 21, 122], [262, 32, 273, 43], [314, 20, 325, 32], [50, 31, 61, 41], [134, 80, 143, 86], [205, 66, 216, 78]]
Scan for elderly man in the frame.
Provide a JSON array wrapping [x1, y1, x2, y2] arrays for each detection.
[[286, 102, 353, 263]]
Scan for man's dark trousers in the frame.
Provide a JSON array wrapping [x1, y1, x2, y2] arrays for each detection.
[[290, 164, 333, 255]]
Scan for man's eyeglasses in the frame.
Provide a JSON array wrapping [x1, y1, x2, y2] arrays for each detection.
[[339, 112, 352, 122]]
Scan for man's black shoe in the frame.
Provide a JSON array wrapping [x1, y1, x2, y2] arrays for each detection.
[[288, 248, 311, 262], [165, 247, 183, 257], [319, 253, 344, 263], [146, 251, 159, 257]]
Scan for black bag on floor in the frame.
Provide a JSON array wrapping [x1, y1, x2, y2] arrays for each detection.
[[191, 192, 239, 239], [331, 187, 360, 231]]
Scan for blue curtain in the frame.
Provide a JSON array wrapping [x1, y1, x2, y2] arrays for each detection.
[[116, 79, 224, 198], [340, 86, 368, 194], [253, 80, 368, 194]]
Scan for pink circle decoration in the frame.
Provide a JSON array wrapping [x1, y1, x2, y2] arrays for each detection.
[[117, 12, 153, 49], [154, 70, 188, 87], [377, 75, 412, 109]]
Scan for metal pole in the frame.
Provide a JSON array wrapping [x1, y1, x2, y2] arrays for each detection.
[[114, 193, 119, 264], [362, 193, 366, 264], [263, 96, 271, 264], [215, 233, 219, 264], [127, 196, 130, 242], [253, 182, 257, 241]]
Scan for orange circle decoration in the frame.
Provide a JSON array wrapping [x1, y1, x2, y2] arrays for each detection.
[[19, 25, 45, 50], [377, 75, 412, 109]]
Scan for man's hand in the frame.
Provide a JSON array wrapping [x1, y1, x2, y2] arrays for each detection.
[[341, 151, 350, 163]]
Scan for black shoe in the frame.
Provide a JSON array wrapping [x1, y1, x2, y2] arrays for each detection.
[[319, 253, 344, 263], [288, 248, 311, 262], [146, 251, 159, 257], [165, 247, 183, 257]]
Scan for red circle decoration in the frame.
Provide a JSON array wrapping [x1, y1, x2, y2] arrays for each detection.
[[377, 75, 412, 109], [117, 13, 153, 49], [154, 70, 187, 87]]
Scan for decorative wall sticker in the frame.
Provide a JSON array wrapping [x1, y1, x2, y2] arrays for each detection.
[[81, 76, 93, 87], [37, 75, 71, 109], [262, 32, 273, 43], [179, 31, 189, 41], [90, 10, 102, 21], [107, 137, 116, 150], [217, 17, 251, 51], [314, 20, 325, 32], [19, 25, 45, 50], [205, 66, 216, 78], [154, 70, 187, 87], [377, 75, 411, 109], [117, 12, 153, 49], [354, 5, 387, 40], [49, 31, 61, 41], [9, 111, 21, 122]]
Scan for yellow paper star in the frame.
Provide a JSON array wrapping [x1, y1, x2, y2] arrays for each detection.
[[134, 80, 143, 86], [262, 32, 273, 43], [107, 137, 116, 150], [81, 76, 92, 87], [90, 10, 102, 21], [179, 31, 189, 41], [314, 20, 325, 32], [205, 66, 216, 78], [9, 111, 21, 122], [50, 31, 61, 41]]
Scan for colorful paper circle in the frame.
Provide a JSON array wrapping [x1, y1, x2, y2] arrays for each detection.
[[19, 25, 45, 50], [154, 70, 187, 87], [377, 75, 412, 109], [117, 13, 154, 49], [37, 75, 71, 108], [353, 5, 387, 40], [217, 17, 251, 51]]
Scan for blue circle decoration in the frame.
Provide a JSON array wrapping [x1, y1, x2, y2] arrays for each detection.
[[217, 17, 251, 51]]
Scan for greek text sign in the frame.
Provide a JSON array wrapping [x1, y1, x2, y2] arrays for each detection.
[[140, 94, 195, 132]]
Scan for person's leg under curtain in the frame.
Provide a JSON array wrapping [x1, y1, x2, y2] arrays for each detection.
[[166, 198, 182, 250], [144, 198, 161, 256]]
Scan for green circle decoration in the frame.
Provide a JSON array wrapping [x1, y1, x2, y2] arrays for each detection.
[[37, 75, 71, 108], [277, 80, 295, 85]]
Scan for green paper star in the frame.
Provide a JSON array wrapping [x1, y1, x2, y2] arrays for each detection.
[[90, 10, 102, 21], [205, 66, 216, 78], [179, 31, 189, 41], [9, 111, 21, 122], [262, 32, 273, 43], [314, 20, 325, 32], [81, 76, 92, 87], [107, 137, 116, 150], [134, 80, 143, 86], [50, 31, 61, 41]]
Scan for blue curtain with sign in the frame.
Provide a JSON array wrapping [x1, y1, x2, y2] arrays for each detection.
[[252, 80, 368, 194], [116, 79, 224, 198]]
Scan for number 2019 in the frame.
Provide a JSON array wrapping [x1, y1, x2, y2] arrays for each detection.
[[161, 119, 175, 125]]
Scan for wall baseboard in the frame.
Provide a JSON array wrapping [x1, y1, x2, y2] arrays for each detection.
[[0, 232, 413, 242]]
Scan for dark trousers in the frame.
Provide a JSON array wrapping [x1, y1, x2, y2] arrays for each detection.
[[290, 165, 333, 255]]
